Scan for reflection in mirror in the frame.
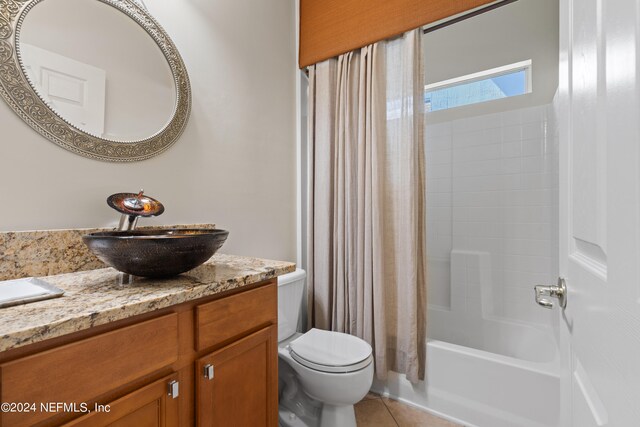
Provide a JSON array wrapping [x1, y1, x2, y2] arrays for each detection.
[[18, 0, 176, 142]]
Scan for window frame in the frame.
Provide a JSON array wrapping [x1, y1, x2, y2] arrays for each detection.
[[424, 59, 533, 111]]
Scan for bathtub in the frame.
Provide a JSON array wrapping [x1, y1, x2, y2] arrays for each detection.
[[371, 312, 561, 427]]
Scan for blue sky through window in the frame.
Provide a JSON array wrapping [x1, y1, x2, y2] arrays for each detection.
[[425, 69, 527, 112]]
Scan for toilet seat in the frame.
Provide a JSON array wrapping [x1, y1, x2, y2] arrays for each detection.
[[288, 328, 373, 374]]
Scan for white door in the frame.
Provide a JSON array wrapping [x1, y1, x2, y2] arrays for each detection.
[[557, 0, 640, 426], [20, 43, 106, 137]]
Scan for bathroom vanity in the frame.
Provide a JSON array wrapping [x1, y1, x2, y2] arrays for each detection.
[[0, 245, 294, 426]]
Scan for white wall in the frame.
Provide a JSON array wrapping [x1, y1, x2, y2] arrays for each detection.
[[424, 0, 559, 122], [426, 104, 559, 330], [0, 0, 297, 262]]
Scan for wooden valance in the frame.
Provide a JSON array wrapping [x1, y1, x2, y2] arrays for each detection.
[[299, 0, 497, 68]]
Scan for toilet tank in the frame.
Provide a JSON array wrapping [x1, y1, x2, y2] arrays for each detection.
[[277, 269, 306, 342]]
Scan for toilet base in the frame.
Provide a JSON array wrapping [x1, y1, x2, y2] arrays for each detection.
[[319, 404, 356, 427], [278, 402, 357, 427], [279, 407, 312, 427]]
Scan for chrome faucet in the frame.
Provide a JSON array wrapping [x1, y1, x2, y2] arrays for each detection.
[[107, 190, 165, 231]]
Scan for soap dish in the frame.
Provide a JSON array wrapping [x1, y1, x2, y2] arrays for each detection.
[[0, 277, 65, 308]]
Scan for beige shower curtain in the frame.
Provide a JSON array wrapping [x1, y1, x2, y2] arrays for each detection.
[[306, 29, 427, 382]]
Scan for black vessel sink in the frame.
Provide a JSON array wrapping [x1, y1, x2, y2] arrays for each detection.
[[83, 229, 229, 278]]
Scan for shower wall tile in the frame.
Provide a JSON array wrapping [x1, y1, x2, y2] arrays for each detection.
[[426, 122, 452, 138], [427, 235, 452, 259], [502, 141, 522, 158], [428, 150, 453, 165], [425, 124, 453, 312], [427, 177, 452, 193], [425, 138, 452, 152], [427, 258, 451, 309], [425, 103, 559, 328]]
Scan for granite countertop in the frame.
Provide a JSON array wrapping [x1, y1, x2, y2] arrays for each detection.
[[0, 254, 295, 353]]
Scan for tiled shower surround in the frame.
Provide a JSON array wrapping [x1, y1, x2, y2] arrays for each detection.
[[426, 104, 559, 331]]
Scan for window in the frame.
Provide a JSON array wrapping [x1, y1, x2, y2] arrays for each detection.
[[425, 60, 532, 112]]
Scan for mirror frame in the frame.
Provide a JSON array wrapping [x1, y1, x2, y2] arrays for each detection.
[[0, 0, 191, 162]]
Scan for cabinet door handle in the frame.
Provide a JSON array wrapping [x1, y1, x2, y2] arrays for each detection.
[[168, 380, 179, 399], [204, 364, 214, 380]]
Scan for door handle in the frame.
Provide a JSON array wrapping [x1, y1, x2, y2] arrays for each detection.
[[534, 277, 567, 309], [167, 380, 179, 399], [204, 364, 214, 380]]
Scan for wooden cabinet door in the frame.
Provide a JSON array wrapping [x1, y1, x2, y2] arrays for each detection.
[[63, 373, 179, 427], [196, 326, 277, 427], [1, 314, 178, 427]]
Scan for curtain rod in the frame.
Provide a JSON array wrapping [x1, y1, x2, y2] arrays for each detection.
[[423, 0, 518, 34]]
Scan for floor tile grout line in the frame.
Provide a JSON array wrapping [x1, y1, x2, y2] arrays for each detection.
[[380, 397, 400, 426], [358, 393, 464, 427]]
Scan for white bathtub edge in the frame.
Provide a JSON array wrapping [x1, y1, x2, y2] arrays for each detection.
[[371, 337, 562, 427], [428, 339, 561, 377]]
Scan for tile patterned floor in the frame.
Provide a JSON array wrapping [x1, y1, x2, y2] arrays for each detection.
[[355, 393, 464, 427]]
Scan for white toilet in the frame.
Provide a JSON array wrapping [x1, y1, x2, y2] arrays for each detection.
[[277, 269, 374, 427]]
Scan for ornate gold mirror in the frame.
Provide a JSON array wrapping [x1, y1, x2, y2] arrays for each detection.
[[0, 0, 191, 161]]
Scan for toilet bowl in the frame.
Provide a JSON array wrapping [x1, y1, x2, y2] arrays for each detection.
[[277, 270, 374, 427]]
